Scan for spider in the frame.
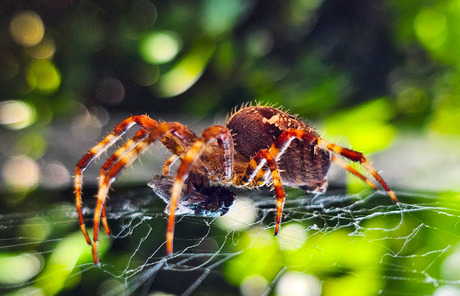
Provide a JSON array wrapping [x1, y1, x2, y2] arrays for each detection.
[[75, 105, 398, 265]]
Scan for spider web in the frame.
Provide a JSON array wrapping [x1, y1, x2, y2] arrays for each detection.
[[1, 119, 459, 296], [2, 183, 458, 296], [112, 188, 460, 296]]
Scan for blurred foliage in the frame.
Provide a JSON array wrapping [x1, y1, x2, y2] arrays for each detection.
[[224, 225, 387, 296], [1, 0, 460, 295], [1, 0, 460, 135]]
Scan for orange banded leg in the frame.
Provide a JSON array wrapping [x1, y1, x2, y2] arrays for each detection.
[[91, 122, 197, 264], [161, 122, 199, 153], [316, 138, 398, 202], [331, 155, 377, 190], [166, 126, 234, 255], [238, 153, 267, 186], [95, 129, 150, 236], [101, 207, 110, 235], [99, 129, 149, 185], [237, 149, 286, 235], [75, 116, 159, 246], [249, 129, 317, 185], [92, 136, 156, 265], [254, 129, 396, 202], [163, 154, 179, 175]]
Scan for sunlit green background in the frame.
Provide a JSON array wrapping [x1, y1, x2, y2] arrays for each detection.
[[0, 1, 459, 295]]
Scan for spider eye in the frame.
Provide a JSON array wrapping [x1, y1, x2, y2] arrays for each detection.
[[148, 174, 235, 217]]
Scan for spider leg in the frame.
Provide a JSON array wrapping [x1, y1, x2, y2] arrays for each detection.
[[101, 206, 110, 235], [160, 122, 201, 175], [75, 115, 159, 246], [92, 135, 157, 265], [163, 154, 180, 175], [97, 129, 150, 235], [316, 138, 397, 202], [99, 129, 149, 186], [265, 129, 397, 202], [236, 149, 286, 235], [166, 126, 234, 255], [331, 155, 377, 190], [91, 122, 199, 264], [95, 126, 191, 237], [238, 129, 396, 238], [161, 122, 199, 155]]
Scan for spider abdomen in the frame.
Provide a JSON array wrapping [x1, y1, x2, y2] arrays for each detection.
[[226, 106, 331, 191]]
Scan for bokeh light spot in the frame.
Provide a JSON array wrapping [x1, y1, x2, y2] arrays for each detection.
[[276, 272, 321, 296], [2, 155, 40, 191], [0, 100, 36, 130], [201, 0, 249, 36], [129, 0, 157, 32], [217, 198, 258, 231], [0, 253, 42, 285], [34, 231, 110, 295], [277, 223, 307, 251], [71, 108, 103, 141], [433, 285, 460, 296], [96, 77, 125, 105], [8, 287, 44, 296], [140, 31, 181, 64], [98, 279, 126, 295], [396, 87, 429, 114], [26, 60, 61, 93], [156, 43, 214, 97], [19, 216, 52, 242], [224, 227, 280, 286], [10, 11, 45, 47], [441, 246, 460, 280], [15, 132, 47, 159], [324, 98, 397, 152], [41, 161, 71, 188], [26, 36, 56, 59], [131, 63, 159, 86], [414, 7, 447, 49], [240, 275, 268, 296], [246, 30, 274, 57]]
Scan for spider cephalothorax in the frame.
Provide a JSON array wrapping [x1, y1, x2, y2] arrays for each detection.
[[75, 105, 397, 264]]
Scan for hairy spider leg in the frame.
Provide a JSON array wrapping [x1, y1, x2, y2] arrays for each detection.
[[97, 129, 150, 235], [101, 207, 110, 236], [235, 149, 286, 235], [231, 129, 320, 237], [163, 154, 180, 175], [238, 128, 398, 237], [268, 129, 397, 201], [75, 115, 159, 246], [166, 126, 234, 255], [99, 129, 149, 186], [316, 138, 398, 202], [93, 136, 156, 264], [330, 155, 377, 190], [160, 122, 203, 175], [248, 129, 397, 202], [262, 129, 397, 202], [91, 122, 199, 264], [160, 122, 199, 156]]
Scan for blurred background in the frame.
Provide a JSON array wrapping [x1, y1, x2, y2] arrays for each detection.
[[0, 0, 459, 295]]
